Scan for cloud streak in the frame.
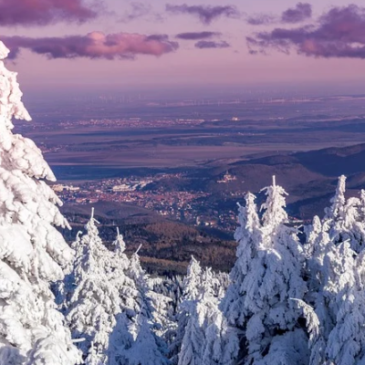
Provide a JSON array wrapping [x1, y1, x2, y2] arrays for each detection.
[[247, 5, 365, 59], [246, 14, 276, 26], [120, 2, 151, 22], [166, 4, 240, 24], [246, 2, 312, 26], [281, 3, 312, 23], [0, 0, 98, 26], [3, 32, 179, 60], [176, 31, 220, 40], [119, 2, 163, 23], [195, 40, 230, 49]]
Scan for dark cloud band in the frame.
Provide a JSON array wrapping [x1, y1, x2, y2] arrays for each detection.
[[195, 40, 230, 49], [166, 4, 240, 24], [176, 32, 220, 40], [3, 32, 179, 60]]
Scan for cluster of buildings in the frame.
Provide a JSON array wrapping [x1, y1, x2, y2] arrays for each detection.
[[52, 174, 239, 232]]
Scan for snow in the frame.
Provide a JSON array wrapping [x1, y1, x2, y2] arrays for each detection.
[[0, 40, 80, 364], [222, 177, 308, 364]]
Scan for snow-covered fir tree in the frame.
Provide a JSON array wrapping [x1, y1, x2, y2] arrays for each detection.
[[109, 250, 169, 365], [110, 232, 177, 345], [0, 40, 80, 364], [170, 257, 202, 364], [175, 258, 237, 365], [148, 278, 176, 343], [198, 268, 237, 365], [63, 209, 121, 364], [303, 180, 365, 365], [324, 175, 365, 252], [221, 192, 261, 329], [222, 176, 308, 365]]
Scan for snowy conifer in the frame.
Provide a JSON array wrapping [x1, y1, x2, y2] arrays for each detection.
[[109, 251, 169, 365], [304, 211, 361, 364], [170, 257, 202, 364], [325, 175, 347, 221], [64, 209, 121, 363], [222, 177, 308, 365], [199, 268, 238, 365], [222, 192, 261, 328], [176, 258, 237, 365], [324, 176, 365, 252], [0, 40, 80, 364]]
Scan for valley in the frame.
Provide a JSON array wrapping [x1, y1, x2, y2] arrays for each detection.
[[15, 95, 365, 273]]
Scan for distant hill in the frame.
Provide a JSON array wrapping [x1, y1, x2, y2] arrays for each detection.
[[60, 143, 365, 272], [294, 143, 365, 176], [144, 142, 365, 221]]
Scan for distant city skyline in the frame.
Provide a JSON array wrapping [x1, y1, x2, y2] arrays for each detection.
[[2, 0, 365, 96]]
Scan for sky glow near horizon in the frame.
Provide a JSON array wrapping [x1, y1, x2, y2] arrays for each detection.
[[2, 0, 365, 95]]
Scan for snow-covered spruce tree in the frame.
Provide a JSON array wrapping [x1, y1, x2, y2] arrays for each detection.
[[222, 177, 308, 365], [169, 257, 202, 365], [0, 41, 80, 364], [109, 230, 176, 344], [304, 239, 360, 365], [303, 216, 334, 345], [148, 280, 176, 343], [148, 274, 183, 346], [222, 192, 261, 330], [109, 250, 169, 365], [324, 175, 365, 253], [177, 260, 209, 365], [198, 268, 238, 365], [303, 188, 364, 364], [175, 258, 237, 365], [63, 209, 121, 364], [322, 247, 365, 365]]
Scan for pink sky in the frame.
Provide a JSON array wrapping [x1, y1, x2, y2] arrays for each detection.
[[1, 0, 365, 94]]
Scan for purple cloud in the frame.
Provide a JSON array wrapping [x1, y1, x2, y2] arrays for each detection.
[[0, 0, 98, 26], [281, 3, 312, 23], [166, 4, 240, 24], [176, 31, 220, 40], [119, 2, 163, 23], [246, 2, 312, 26], [247, 5, 365, 59], [195, 40, 230, 49], [246, 14, 276, 26], [120, 2, 151, 22], [3, 32, 179, 60]]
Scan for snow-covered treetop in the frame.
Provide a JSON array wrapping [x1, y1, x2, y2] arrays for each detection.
[[0, 42, 9, 59], [234, 192, 261, 242], [0, 41, 31, 127], [113, 227, 126, 254], [0, 40, 56, 181], [261, 175, 289, 229], [182, 256, 202, 301], [84, 207, 99, 236], [325, 175, 346, 220], [71, 208, 110, 276]]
